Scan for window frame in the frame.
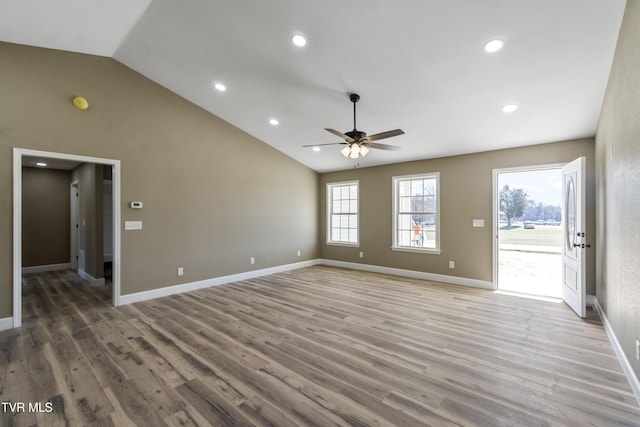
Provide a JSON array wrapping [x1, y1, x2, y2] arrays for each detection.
[[326, 180, 360, 247], [392, 172, 441, 254]]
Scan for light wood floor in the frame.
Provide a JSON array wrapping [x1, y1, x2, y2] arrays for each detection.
[[2, 266, 639, 426]]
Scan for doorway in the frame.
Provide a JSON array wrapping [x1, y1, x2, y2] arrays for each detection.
[[13, 148, 121, 328], [494, 165, 563, 298]]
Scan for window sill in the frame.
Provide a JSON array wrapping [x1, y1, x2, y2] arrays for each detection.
[[391, 246, 441, 255], [326, 241, 360, 248]]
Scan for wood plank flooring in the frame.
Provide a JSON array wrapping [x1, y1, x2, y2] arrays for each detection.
[[1, 266, 639, 426]]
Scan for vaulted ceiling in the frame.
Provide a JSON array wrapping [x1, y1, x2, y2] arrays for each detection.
[[1, 0, 626, 172]]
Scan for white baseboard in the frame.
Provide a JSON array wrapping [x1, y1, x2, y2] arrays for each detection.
[[79, 270, 106, 287], [593, 297, 640, 407], [22, 262, 71, 274], [0, 317, 13, 331], [119, 259, 322, 305], [318, 259, 494, 290]]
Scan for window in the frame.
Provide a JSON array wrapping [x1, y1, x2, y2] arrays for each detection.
[[327, 181, 359, 245], [393, 173, 440, 253]]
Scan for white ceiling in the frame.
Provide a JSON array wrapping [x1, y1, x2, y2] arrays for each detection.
[[1, 0, 626, 172]]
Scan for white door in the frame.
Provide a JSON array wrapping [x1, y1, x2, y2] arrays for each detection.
[[70, 182, 79, 270], [562, 157, 586, 317]]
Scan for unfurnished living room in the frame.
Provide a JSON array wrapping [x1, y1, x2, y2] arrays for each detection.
[[1, 1, 640, 426]]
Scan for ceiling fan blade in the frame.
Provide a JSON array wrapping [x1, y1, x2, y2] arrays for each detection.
[[366, 142, 401, 151], [325, 128, 355, 142], [301, 142, 347, 147], [366, 129, 404, 142]]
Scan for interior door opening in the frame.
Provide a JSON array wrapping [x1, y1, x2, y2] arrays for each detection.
[[13, 148, 121, 328], [495, 167, 563, 298]]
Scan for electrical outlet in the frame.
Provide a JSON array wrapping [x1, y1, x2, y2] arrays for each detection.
[[359, 252, 364, 258], [250, 257, 255, 265], [636, 340, 639, 361], [177, 267, 184, 276], [449, 261, 455, 269], [297, 250, 301, 257]]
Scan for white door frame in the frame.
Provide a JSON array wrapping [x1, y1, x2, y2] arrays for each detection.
[[492, 163, 565, 291], [13, 148, 122, 328]]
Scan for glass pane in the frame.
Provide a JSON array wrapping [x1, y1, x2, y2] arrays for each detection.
[[340, 228, 349, 241], [398, 180, 410, 196], [332, 187, 340, 201], [341, 200, 350, 212], [566, 177, 576, 251], [349, 215, 358, 228], [348, 229, 357, 243], [341, 186, 350, 199], [398, 214, 411, 230], [349, 200, 357, 213], [332, 201, 341, 214], [424, 214, 436, 226], [411, 180, 422, 195], [399, 196, 411, 212], [332, 228, 340, 241], [398, 230, 411, 246]]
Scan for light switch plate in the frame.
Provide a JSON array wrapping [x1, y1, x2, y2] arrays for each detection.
[[473, 219, 485, 227], [125, 221, 142, 230]]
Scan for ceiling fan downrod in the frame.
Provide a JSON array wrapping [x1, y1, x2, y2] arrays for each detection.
[[350, 93, 360, 131]]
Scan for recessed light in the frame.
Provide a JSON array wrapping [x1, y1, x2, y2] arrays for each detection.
[[502, 104, 518, 113], [36, 162, 47, 167], [484, 39, 504, 53], [312, 146, 321, 152], [269, 118, 279, 126], [292, 34, 307, 47], [214, 82, 226, 92]]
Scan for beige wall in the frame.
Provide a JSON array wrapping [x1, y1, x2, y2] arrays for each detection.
[[0, 42, 319, 318], [595, 0, 640, 380], [22, 167, 71, 267], [320, 139, 595, 291]]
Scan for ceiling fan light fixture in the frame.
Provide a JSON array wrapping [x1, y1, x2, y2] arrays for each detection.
[[341, 146, 351, 157], [359, 145, 370, 156]]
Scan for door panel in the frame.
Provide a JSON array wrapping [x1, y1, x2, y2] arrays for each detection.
[[562, 157, 586, 317]]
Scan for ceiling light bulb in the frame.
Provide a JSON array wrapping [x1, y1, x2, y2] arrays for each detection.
[[350, 151, 359, 159], [341, 146, 351, 157], [359, 146, 370, 157], [484, 39, 504, 53], [269, 118, 279, 125], [502, 104, 518, 113], [292, 34, 307, 47], [351, 144, 360, 154], [214, 82, 226, 92]]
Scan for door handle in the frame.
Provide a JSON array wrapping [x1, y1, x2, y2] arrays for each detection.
[[573, 243, 592, 248]]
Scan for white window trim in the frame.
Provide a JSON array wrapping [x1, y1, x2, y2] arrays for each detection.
[[326, 180, 360, 247], [392, 172, 441, 254]]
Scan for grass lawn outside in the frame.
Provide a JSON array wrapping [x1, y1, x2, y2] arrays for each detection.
[[498, 224, 562, 247]]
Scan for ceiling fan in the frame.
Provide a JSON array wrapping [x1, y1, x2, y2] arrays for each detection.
[[304, 93, 404, 159]]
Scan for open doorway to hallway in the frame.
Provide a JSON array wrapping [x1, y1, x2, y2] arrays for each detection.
[[496, 167, 563, 298], [13, 148, 121, 328]]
